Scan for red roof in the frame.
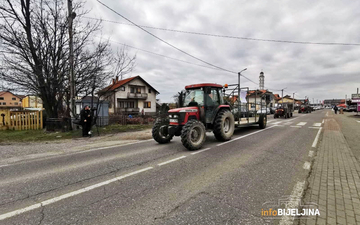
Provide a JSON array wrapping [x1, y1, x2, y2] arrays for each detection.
[[185, 83, 223, 89], [99, 76, 159, 94]]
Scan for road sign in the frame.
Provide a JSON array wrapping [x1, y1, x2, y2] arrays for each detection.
[[351, 93, 360, 99]]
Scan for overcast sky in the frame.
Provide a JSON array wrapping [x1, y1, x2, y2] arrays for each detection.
[[84, 0, 360, 103]]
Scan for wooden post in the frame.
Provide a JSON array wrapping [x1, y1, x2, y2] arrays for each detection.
[[40, 110, 43, 129]]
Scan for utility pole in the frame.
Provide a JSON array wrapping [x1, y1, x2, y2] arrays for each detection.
[[68, 0, 76, 129], [237, 68, 247, 104], [293, 92, 295, 111]]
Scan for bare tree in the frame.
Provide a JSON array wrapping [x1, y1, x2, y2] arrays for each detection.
[[0, 0, 120, 118], [112, 46, 136, 81]]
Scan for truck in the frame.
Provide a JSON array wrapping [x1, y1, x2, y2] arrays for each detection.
[[274, 102, 294, 119], [152, 83, 269, 150]]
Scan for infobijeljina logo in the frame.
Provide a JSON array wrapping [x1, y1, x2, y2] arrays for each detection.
[[261, 196, 320, 221]]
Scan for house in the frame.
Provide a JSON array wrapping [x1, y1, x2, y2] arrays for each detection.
[[22, 96, 43, 109], [0, 91, 23, 109], [246, 90, 275, 109], [98, 76, 159, 115], [277, 95, 297, 104]]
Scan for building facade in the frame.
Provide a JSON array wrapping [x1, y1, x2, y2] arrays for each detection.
[[0, 91, 22, 109], [99, 76, 159, 115]]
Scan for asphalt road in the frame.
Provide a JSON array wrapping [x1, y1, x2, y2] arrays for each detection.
[[0, 110, 327, 225]]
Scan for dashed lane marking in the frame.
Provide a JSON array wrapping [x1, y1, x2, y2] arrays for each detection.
[[190, 148, 211, 155], [308, 151, 314, 157], [279, 181, 306, 225], [313, 123, 322, 127], [312, 127, 322, 148], [357, 121, 360, 123], [290, 126, 302, 128], [0, 167, 154, 221], [158, 156, 187, 166], [322, 119, 324, 124], [296, 122, 307, 126], [303, 161, 311, 170], [308, 127, 321, 129]]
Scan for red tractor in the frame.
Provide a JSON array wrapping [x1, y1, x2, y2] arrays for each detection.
[[152, 83, 268, 150], [152, 83, 235, 150]]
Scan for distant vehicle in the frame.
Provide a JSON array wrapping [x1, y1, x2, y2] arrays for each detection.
[[345, 105, 357, 112], [299, 105, 312, 113], [274, 103, 294, 118], [270, 107, 276, 114], [257, 108, 270, 115]]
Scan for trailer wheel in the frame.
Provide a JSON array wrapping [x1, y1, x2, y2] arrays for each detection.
[[290, 113, 293, 117], [152, 119, 173, 144], [284, 113, 287, 119], [213, 110, 235, 141], [259, 114, 267, 129], [181, 120, 206, 150]]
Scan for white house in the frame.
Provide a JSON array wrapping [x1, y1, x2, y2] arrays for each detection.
[[99, 76, 159, 115]]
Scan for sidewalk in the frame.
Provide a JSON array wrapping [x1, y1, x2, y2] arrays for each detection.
[[300, 112, 360, 225]]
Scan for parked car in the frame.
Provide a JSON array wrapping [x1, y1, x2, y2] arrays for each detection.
[[345, 105, 357, 112], [257, 108, 271, 115]]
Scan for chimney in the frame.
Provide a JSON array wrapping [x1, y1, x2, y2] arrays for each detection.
[[116, 76, 119, 82], [112, 79, 115, 85]]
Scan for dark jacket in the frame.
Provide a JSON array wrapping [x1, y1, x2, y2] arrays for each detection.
[[80, 108, 92, 125]]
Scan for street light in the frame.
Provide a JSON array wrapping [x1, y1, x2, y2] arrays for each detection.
[[238, 68, 247, 104]]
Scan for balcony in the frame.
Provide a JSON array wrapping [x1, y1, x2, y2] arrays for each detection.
[[127, 92, 148, 99], [115, 108, 140, 114]]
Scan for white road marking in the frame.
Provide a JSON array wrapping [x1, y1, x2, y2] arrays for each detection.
[[308, 151, 314, 157], [313, 123, 322, 127], [303, 161, 311, 170], [0, 167, 153, 221], [290, 126, 302, 128], [326, 112, 329, 117], [296, 122, 307, 126], [357, 121, 360, 123], [158, 156, 186, 166], [279, 181, 306, 225], [308, 127, 321, 129], [322, 119, 324, 124], [0, 164, 9, 168], [190, 148, 211, 155], [312, 127, 322, 148], [217, 126, 275, 146], [272, 121, 282, 125], [284, 122, 293, 125]]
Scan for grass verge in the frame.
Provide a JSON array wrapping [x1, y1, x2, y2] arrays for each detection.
[[0, 124, 152, 144]]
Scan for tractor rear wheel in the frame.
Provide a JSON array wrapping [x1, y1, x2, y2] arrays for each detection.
[[259, 114, 267, 129], [152, 119, 173, 144], [181, 120, 206, 150], [213, 110, 235, 141]]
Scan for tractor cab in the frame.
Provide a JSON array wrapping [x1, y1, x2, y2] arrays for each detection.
[[179, 83, 226, 125]]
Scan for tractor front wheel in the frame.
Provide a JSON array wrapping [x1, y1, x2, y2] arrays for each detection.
[[259, 114, 267, 129], [181, 120, 206, 150], [213, 110, 235, 141], [152, 119, 173, 144]]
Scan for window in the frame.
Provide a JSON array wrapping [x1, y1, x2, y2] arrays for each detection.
[[136, 87, 141, 94], [130, 87, 135, 93], [144, 102, 151, 108], [148, 89, 151, 93], [2, 102, 6, 105], [12, 97, 16, 100], [14, 102, 18, 105], [130, 86, 141, 93], [0, 97, 3, 100], [120, 86, 125, 91], [119, 101, 135, 108]]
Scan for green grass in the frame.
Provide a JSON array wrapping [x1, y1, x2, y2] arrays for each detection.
[[0, 124, 152, 143]]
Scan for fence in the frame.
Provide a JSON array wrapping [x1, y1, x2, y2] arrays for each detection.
[[0, 110, 43, 130]]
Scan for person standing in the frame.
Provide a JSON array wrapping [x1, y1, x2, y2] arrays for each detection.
[[334, 105, 338, 114], [80, 105, 93, 137]]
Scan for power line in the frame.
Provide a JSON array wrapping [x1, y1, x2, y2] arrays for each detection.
[[84, 16, 360, 47], [96, 0, 237, 74]]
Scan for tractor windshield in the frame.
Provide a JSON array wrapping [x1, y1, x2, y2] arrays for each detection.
[[183, 89, 204, 106]]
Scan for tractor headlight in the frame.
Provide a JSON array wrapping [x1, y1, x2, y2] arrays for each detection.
[[173, 114, 178, 118], [169, 114, 172, 118]]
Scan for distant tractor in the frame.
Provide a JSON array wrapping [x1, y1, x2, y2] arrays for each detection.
[[298, 105, 312, 113], [152, 83, 268, 150], [274, 102, 294, 119]]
